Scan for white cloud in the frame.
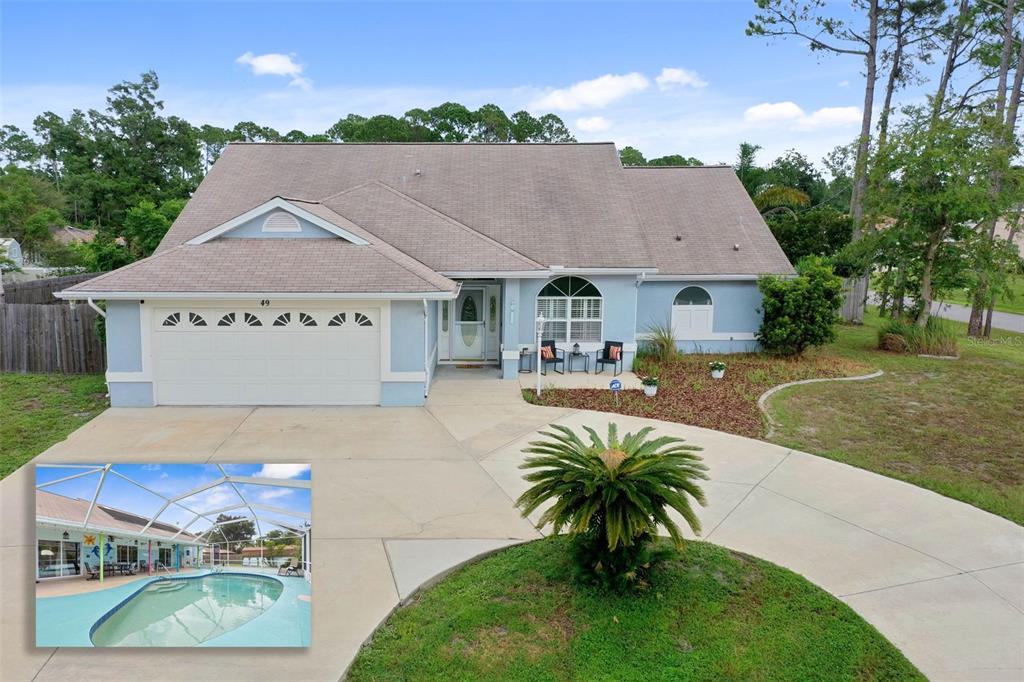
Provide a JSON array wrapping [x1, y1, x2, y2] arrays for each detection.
[[236, 51, 311, 90], [255, 463, 311, 479], [743, 101, 805, 124], [141, 464, 161, 471], [258, 488, 294, 501], [576, 116, 611, 132], [838, 80, 850, 88], [530, 72, 649, 111], [744, 101, 861, 131], [655, 67, 707, 90], [797, 106, 862, 130]]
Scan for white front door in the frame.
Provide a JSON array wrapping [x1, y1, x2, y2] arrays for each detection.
[[451, 288, 485, 360], [152, 306, 381, 405]]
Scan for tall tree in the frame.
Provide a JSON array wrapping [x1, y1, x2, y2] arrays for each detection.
[[749, 0, 882, 323]]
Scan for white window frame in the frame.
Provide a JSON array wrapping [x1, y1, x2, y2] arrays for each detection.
[[536, 277, 603, 345]]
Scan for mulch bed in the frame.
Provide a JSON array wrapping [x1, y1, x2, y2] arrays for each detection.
[[524, 353, 868, 438]]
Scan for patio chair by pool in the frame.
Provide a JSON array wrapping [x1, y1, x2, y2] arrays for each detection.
[[539, 340, 565, 375], [84, 564, 99, 580], [276, 559, 292, 576], [595, 341, 624, 376]]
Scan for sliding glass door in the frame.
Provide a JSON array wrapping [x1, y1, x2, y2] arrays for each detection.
[[38, 539, 81, 579]]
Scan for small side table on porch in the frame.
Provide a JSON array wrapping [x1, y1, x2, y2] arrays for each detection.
[[567, 352, 590, 374], [518, 349, 534, 373]]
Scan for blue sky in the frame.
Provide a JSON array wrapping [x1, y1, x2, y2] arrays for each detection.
[[36, 463, 311, 538], [2, 1, 911, 168]]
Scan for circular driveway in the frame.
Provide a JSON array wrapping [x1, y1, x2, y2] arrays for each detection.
[[4, 368, 1021, 681]]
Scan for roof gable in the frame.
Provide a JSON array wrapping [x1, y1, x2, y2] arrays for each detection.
[[186, 197, 371, 246]]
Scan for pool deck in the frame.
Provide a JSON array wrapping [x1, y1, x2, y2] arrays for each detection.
[[36, 567, 204, 597], [36, 568, 311, 648]]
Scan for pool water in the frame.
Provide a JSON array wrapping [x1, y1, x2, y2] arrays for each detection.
[[91, 574, 283, 647]]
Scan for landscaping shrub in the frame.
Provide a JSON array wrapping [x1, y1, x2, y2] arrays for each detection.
[[515, 423, 707, 591], [878, 316, 959, 356], [757, 256, 843, 356], [642, 319, 677, 362]]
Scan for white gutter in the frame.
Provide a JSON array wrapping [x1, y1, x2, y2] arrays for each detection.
[[55, 290, 459, 301], [642, 274, 768, 281]]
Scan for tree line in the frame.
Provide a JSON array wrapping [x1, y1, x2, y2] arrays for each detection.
[[0, 71, 576, 271], [749, 0, 1023, 336]]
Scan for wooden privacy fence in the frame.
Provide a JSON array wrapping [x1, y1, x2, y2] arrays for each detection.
[[0, 303, 106, 373], [0, 272, 100, 304]]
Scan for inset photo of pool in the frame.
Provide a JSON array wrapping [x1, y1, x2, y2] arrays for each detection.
[[35, 463, 311, 647]]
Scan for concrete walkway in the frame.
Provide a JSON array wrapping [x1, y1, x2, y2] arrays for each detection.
[[2, 367, 1021, 680]]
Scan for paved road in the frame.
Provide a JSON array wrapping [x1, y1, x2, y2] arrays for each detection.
[[5, 367, 1022, 681], [931, 299, 1024, 333], [869, 292, 1024, 333]]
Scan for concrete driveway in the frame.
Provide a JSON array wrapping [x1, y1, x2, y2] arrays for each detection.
[[3, 367, 1022, 681]]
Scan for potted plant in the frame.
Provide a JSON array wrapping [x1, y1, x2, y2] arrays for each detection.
[[709, 360, 726, 379], [641, 375, 659, 397]]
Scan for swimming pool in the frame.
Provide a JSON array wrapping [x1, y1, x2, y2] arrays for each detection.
[[91, 573, 284, 647]]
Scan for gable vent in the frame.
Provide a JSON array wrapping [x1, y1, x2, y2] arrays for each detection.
[[262, 211, 301, 233]]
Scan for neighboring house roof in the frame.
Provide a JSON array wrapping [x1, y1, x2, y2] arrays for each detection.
[[36, 489, 200, 542], [623, 166, 795, 276], [63, 239, 457, 296], [50, 225, 96, 245], [240, 545, 296, 555]]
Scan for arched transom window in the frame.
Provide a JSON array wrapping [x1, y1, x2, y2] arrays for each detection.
[[673, 286, 713, 306], [536, 276, 603, 343], [671, 286, 713, 339]]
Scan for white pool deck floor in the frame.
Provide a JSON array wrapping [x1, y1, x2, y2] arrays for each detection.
[[2, 366, 1022, 680]]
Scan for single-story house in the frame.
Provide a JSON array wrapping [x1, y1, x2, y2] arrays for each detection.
[[57, 142, 794, 407], [36, 489, 203, 580], [1, 237, 23, 268], [50, 225, 97, 246]]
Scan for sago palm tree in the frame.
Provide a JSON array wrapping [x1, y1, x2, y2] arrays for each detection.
[[516, 423, 708, 587]]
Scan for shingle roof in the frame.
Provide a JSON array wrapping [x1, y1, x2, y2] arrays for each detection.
[[159, 143, 656, 268], [623, 166, 795, 276], [65, 144, 793, 296], [64, 239, 457, 295], [322, 181, 544, 273], [36, 489, 200, 541]]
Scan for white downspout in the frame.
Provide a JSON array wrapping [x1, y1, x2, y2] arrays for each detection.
[[87, 297, 106, 318], [423, 299, 430, 398]]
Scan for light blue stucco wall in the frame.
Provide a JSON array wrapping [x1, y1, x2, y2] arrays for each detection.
[[390, 300, 425, 372], [381, 381, 426, 406], [501, 279, 521, 379], [513, 275, 639, 372], [221, 213, 337, 239], [109, 382, 154, 407], [426, 300, 439, 380], [637, 280, 764, 353], [106, 300, 143, 372]]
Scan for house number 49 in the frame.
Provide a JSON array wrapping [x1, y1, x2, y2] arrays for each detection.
[[259, 300, 271, 307]]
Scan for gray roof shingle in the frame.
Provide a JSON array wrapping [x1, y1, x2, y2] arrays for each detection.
[[65, 144, 793, 296], [623, 166, 795, 276], [37, 489, 200, 541]]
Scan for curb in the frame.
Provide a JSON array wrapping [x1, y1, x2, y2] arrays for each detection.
[[757, 370, 884, 438]]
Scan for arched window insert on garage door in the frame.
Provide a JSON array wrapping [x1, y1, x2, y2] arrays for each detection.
[[536, 276, 603, 343], [671, 286, 714, 339]]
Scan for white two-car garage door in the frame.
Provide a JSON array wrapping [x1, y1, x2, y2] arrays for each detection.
[[152, 306, 381, 405]]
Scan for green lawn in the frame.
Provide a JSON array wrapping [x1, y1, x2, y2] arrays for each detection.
[[767, 311, 1024, 524], [0, 373, 108, 479], [348, 538, 922, 682], [941, 273, 1024, 315]]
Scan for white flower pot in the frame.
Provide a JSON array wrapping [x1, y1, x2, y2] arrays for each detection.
[[711, 369, 725, 379], [643, 385, 658, 397]]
